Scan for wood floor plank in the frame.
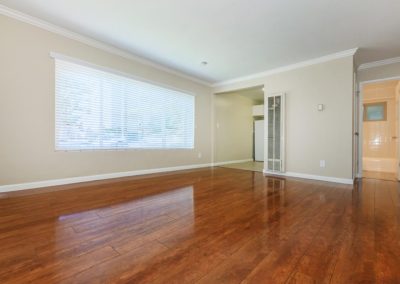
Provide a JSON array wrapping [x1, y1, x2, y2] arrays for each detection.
[[240, 187, 346, 283], [0, 168, 399, 283]]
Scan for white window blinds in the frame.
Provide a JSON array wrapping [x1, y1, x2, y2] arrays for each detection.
[[55, 58, 195, 150]]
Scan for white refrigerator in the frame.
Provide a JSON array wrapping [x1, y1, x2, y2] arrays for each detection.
[[254, 120, 264, 162]]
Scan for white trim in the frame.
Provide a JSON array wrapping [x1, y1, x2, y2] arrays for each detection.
[[0, 4, 211, 87], [263, 170, 354, 185], [212, 48, 358, 88], [0, 159, 254, 193], [358, 57, 400, 71], [357, 81, 363, 178], [0, 163, 213, 193], [213, 159, 253, 166], [211, 92, 216, 164]]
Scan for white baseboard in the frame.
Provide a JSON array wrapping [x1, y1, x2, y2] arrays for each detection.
[[0, 159, 253, 193], [0, 163, 213, 193], [213, 159, 253, 166], [0, 160, 354, 193], [263, 170, 354, 185]]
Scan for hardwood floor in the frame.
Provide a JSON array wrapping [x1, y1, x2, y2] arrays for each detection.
[[0, 168, 399, 283]]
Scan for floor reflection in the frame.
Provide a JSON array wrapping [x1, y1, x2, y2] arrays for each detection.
[[1, 168, 400, 283]]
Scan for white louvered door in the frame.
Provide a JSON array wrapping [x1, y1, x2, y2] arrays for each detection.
[[266, 93, 285, 172]]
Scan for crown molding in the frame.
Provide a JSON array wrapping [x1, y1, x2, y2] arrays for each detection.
[[0, 4, 362, 90], [0, 4, 212, 87], [358, 56, 400, 71], [212, 48, 358, 88]]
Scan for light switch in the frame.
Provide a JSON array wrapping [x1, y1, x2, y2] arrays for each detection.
[[318, 104, 324, 111]]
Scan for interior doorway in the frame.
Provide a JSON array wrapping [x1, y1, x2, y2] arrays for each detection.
[[214, 86, 264, 172], [359, 79, 400, 181]]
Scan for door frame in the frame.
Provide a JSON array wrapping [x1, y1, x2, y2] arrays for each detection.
[[357, 76, 400, 178]]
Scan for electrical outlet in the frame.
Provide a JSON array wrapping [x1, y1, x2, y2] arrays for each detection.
[[198, 152, 202, 159], [320, 160, 326, 168]]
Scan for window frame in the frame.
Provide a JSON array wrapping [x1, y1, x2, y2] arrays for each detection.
[[363, 102, 387, 122], [52, 52, 196, 152]]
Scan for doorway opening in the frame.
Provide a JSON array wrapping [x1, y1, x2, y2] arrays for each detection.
[[214, 86, 264, 172], [360, 79, 400, 181]]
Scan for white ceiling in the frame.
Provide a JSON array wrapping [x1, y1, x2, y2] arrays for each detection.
[[1, 0, 400, 84]]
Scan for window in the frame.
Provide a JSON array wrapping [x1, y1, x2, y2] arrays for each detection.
[[363, 102, 387, 122], [55, 57, 195, 150]]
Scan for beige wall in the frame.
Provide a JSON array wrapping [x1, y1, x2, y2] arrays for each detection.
[[215, 56, 355, 180], [362, 81, 398, 159], [0, 15, 213, 185], [0, 13, 357, 185], [214, 93, 254, 162]]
